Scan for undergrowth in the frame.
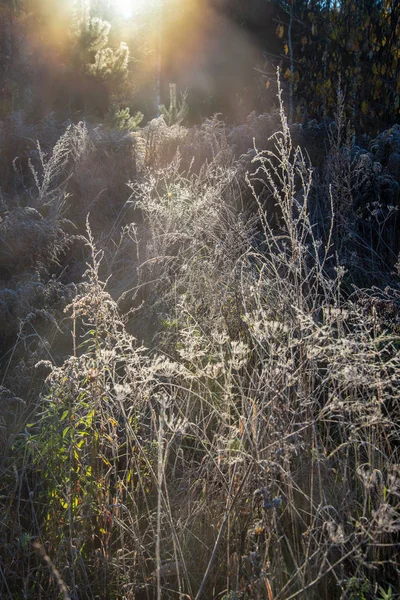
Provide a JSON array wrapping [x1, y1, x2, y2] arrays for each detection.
[[0, 83, 400, 600]]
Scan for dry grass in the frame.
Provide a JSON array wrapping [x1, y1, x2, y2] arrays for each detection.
[[0, 84, 400, 600]]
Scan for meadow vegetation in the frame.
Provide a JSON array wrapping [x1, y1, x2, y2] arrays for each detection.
[[1, 80, 400, 600]]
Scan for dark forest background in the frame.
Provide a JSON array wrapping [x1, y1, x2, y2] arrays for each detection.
[[1, 0, 399, 130]]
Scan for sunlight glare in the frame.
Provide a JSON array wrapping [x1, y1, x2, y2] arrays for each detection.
[[113, 0, 143, 19]]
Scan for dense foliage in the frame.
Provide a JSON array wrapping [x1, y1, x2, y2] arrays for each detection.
[[275, 0, 400, 132]]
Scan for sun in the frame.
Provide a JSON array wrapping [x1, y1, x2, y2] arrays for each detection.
[[113, 0, 148, 19], [113, 0, 160, 20], [113, 0, 134, 18]]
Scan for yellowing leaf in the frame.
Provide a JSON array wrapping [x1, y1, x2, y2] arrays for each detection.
[[361, 100, 368, 115], [284, 43, 289, 55], [266, 80, 271, 89], [276, 24, 284, 38]]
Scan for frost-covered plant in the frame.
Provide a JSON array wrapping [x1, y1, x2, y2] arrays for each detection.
[[28, 121, 89, 214], [1, 76, 400, 600]]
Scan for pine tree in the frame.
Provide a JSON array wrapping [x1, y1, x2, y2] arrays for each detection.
[[69, 0, 130, 117], [159, 83, 188, 125], [104, 103, 143, 131]]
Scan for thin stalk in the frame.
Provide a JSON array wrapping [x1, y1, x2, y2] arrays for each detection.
[[195, 463, 252, 600], [156, 398, 166, 600]]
